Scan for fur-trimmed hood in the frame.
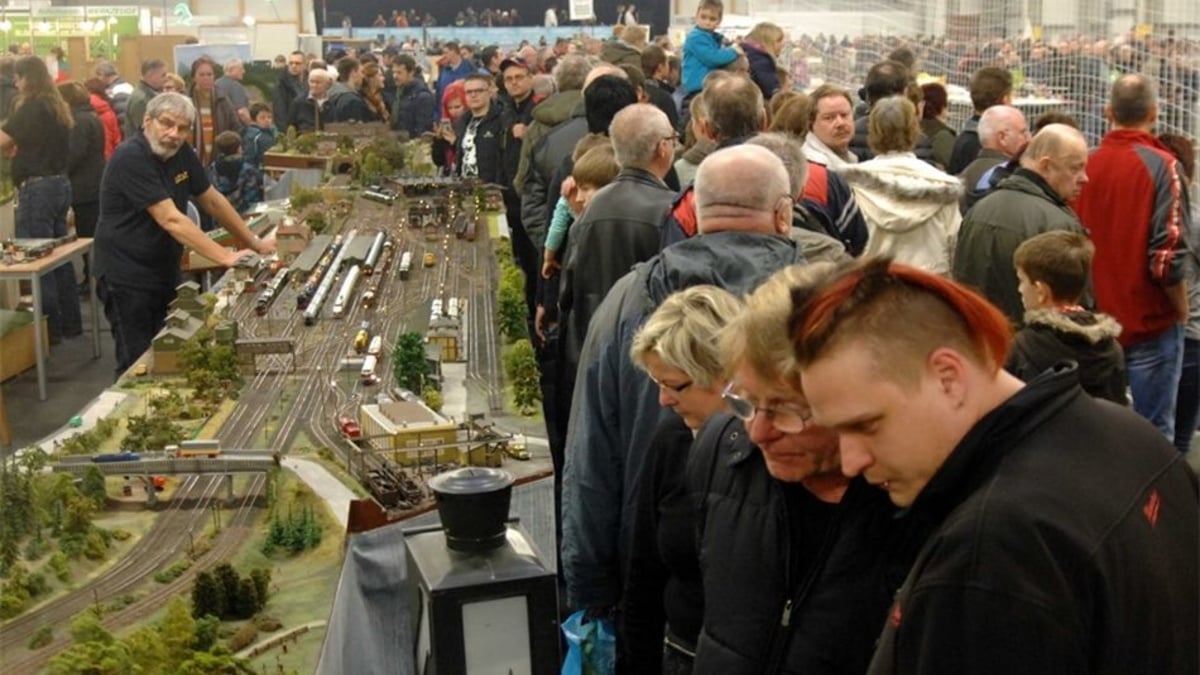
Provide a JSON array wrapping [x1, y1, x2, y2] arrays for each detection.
[[838, 152, 963, 233], [1023, 308, 1123, 345]]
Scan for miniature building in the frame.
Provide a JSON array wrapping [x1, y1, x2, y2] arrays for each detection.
[[151, 309, 204, 374], [292, 234, 334, 276], [342, 236, 374, 266], [426, 317, 461, 362], [214, 320, 239, 345], [360, 401, 458, 465], [168, 281, 210, 320], [275, 221, 313, 259], [424, 343, 443, 380]]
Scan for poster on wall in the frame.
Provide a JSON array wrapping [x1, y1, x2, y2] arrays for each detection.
[[569, 0, 595, 21], [174, 42, 253, 76]]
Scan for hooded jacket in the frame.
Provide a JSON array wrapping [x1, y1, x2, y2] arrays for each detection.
[[561, 232, 806, 610], [521, 98, 587, 249], [953, 168, 1084, 323], [513, 89, 582, 193], [838, 152, 963, 274], [742, 40, 779, 99], [687, 415, 927, 675], [1007, 308, 1127, 404], [867, 365, 1198, 675]]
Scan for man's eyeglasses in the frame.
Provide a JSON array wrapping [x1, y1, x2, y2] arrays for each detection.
[[661, 133, 679, 144], [649, 374, 692, 396], [464, 88, 490, 96], [721, 382, 813, 433]]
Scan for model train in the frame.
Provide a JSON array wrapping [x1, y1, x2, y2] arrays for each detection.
[[331, 265, 362, 318], [362, 187, 398, 205], [361, 355, 379, 385], [165, 439, 222, 458], [362, 233, 387, 275], [338, 415, 362, 440], [399, 251, 412, 280], [94, 452, 141, 463], [254, 266, 291, 316]]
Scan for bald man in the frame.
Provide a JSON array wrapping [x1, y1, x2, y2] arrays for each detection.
[[562, 145, 804, 614], [954, 124, 1089, 322], [958, 105, 1028, 209]]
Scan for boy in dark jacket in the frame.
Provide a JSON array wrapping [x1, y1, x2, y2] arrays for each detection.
[[211, 131, 260, 213], [242, 102, 276, 168], [1008, 230, 1127, 403]]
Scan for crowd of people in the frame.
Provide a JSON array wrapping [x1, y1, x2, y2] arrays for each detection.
[[13, 1, 1199, 670], [355, 2, 1195, 672]]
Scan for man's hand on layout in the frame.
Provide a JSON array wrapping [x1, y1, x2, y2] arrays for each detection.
[[223, 249, 258, 268]]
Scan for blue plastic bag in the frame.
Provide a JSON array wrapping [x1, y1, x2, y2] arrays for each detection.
[[561, 610, 616, 675]]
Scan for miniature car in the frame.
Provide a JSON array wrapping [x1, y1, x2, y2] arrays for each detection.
[[423, 252, 436, 267], [506, 443, 531, 461], [133, 363, 148, 376], [68, 415, 83, 428]]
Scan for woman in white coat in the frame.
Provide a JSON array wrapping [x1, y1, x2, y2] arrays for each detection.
[[837, 95, 963, 274]]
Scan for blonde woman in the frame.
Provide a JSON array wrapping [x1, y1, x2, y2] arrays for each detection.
[[623, 285, 742, 674], [743, 22, 785, 99]]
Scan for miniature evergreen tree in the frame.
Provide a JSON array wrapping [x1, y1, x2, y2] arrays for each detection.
[[393, 332, 432, 393], [233, 577, 260, 619], [80, 467, 107, 507], [191, 570, 224, 620]]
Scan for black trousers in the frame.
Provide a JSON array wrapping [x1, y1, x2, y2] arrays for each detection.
[[97, 278, 175, 377]]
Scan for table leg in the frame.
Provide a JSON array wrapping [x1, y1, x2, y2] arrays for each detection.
[[89, 274, 100, 358], [31, 272, 46, 401]]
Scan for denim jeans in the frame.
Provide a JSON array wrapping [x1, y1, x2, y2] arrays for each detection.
[[1173, 337, 1200, 453], [1126, 323, 1185, 441], [16, 175, 80, 340], [97, 278, 174, 378]]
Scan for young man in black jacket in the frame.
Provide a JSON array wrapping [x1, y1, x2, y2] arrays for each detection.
[[443, 73, 504, 183], [794, 258, 1198, 675], [390, 54, 434, 139]]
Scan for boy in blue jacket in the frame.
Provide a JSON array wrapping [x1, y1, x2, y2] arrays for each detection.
[[681, 0, 740, 95]]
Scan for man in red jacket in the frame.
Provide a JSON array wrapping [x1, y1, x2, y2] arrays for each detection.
[[1074, 73, 1190, 442]]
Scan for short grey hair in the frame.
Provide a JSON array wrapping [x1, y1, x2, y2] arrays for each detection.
[[223, 57, 243, 71], [94, 61, 118, 77], [978, 105, 1022, 147], [553, 55, 590, 92], [631, 285, 743, 388], [146, 92, 196, 123], [610, 104, 670, 170], [745, 132, 808, 199], [308, 69, 333, 83]]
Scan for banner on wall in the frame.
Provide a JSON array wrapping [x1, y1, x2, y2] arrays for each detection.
[[174, 42, 253, 75], [569, 0, 595, 21]]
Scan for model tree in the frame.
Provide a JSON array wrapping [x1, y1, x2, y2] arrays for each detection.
[[80, 467, 107, 507], [503, 339, 541, 415], [422, 388, 444, 412], [393, 331, 431, 393]]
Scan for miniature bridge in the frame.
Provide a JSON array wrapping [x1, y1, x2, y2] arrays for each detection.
[[52, 453, 277, 505]]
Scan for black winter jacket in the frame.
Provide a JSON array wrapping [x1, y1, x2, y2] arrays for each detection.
[[946, 114, 980, 175], [289, 94, 332, 133], [451, 104, 505, 184], [498, 93, 536, 188], [391, 78, 435, 138], [326, 82, 371, 123], [66, 103, 106, 206], [686, 414, 925, 675], [1007, 308, 1127, 404], [272, 70, 306, 131], [868, 365, 1198, 675], [560, 167, 675, 371], [521, 106, 587, 250]]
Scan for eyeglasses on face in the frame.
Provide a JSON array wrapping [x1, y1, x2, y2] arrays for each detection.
[[464, 88, 490, 95], [721, 382, 813, 433], [649, 373, 693, 396]]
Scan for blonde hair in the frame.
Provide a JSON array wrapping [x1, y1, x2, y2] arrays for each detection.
[[719, 263, 837, 386], [745, 22, 784, 50], [631, 285, 743, 388]]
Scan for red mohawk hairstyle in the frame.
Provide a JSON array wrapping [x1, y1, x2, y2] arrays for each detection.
[[790, 258, 1013, 385]]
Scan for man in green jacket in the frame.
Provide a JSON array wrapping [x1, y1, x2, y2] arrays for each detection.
[[953, 124, 1089, 323]]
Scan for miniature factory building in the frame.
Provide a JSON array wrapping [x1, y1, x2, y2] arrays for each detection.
[[360, 401, 459, 466], [292, 234, 334, 274], [150, 282, 210, 374]]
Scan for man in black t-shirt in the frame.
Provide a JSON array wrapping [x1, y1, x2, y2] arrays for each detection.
[[93, 92, 273, 376]]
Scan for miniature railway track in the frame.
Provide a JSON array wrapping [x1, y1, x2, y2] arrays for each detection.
[[0, 474, 226, 669]]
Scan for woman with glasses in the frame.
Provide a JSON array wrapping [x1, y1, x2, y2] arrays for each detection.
[[623, 285, 741, 675], [685, 262, 925, 675]]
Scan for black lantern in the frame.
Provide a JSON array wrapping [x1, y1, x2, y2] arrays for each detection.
[[408, 468, 560, 673]]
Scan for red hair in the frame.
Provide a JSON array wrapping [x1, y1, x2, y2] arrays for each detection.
[[792, 258, 1012, 379], [441, 79, 467, 120]]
